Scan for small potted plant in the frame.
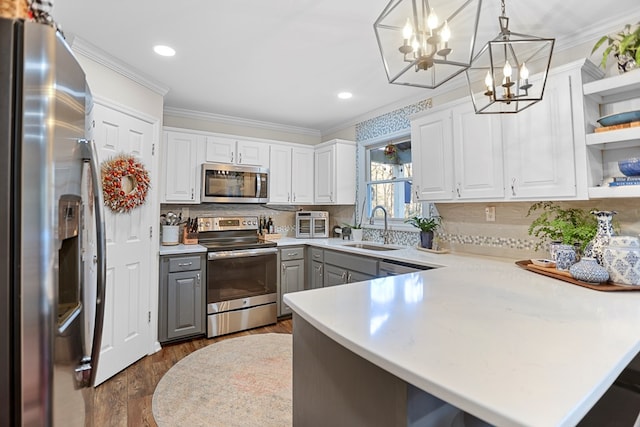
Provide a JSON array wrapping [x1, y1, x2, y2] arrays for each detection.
[[592, 22, 640, 72], [526, 202, 598, 255], [405, 215, 441, 249]]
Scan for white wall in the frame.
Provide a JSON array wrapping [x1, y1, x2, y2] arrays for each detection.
[[163, 113, 321, 145]]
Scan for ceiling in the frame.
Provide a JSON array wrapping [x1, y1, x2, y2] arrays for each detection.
[[52, 0, 639, 135]]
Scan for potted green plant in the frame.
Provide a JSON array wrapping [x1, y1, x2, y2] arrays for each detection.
[[405, 215, 441, 249], [526, 202, 598, 254], [592, 22, 640, 72]]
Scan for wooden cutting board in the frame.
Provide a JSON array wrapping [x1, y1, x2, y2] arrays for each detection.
[[515, 260, 640, 292]]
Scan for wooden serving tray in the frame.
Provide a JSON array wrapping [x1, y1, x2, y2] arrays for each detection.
[[515, 260, 640, 292]]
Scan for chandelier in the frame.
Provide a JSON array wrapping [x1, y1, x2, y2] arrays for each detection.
[[465, 0, 555, 114], [374, 0, 483, 89]]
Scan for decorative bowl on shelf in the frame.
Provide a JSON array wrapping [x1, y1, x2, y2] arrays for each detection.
[[597, 110, 640, 127], [618, 158, 640, 176]]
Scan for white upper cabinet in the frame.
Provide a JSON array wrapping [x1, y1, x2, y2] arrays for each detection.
[[205, 136, 269, 167], [411, 60, 598, 203], [314, 139, 356, 205], [162, 130, 203, 203], [502, 68, 580, 200], [411, 109, 453, 201], [291, 147, 314, 204], [268, 144, 314, 205], [452, 102, 504, 200], [411, 101, 503, 202]]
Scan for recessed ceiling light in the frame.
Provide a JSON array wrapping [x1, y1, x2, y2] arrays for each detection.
[[153, 45, 176, 57], [338, 92, 353, 100]]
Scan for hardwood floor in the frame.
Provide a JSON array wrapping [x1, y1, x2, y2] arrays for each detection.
[[88, 318, 293, 427]]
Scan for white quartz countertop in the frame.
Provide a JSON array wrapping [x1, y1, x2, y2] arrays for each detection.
[[159, 243, 207, 256], [284, 247, 640, 426]]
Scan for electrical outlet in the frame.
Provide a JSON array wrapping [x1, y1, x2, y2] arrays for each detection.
[[485, 206, 496, 222]]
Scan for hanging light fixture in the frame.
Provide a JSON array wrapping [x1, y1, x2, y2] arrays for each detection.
[[374, 0, 483, 89], [465, 0, 555, 114]]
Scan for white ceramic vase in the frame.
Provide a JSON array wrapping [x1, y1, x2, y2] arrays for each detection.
[[351, 228, 363, 241]]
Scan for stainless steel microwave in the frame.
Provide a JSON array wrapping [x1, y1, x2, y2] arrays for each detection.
[[201, 163, 269, 203]]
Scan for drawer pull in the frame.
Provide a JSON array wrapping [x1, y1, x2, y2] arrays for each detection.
[[177, 262, 193, 267]]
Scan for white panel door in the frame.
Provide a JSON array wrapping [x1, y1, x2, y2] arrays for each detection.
[[163, 131, 199, 203], [314, 146, 334, 204], [269, 145, 292, 203], [237, 139, 269, 167], [291, 147, 314, 204], [452, 102, 504, 200], [503, 71, 576, 199], [92, 103, 154, 385], [411, 109, 453, 201]]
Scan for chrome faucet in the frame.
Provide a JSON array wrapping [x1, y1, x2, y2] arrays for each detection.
[[370, 205, 389, 244]]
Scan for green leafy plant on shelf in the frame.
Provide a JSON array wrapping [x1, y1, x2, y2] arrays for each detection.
[[592, 22, 640, 69], [527, 202, 598, 252]]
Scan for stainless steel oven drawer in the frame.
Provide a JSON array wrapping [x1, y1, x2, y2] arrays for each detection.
[[207, 302, 277, 338], [168, 255, 201, 272]]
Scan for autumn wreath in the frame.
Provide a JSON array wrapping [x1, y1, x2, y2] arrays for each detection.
[[101, 154, 150, 213]]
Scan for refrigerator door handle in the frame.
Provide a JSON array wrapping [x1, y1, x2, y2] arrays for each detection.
[[79, 138, 106, 387]]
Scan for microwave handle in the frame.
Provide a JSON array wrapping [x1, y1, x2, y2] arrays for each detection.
[[256, 173, 262, 198]]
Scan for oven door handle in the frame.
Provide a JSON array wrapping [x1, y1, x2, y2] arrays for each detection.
[[207, 247, 278, 260]]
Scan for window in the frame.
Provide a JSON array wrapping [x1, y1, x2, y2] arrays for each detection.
[[365, 139, 422, 222]]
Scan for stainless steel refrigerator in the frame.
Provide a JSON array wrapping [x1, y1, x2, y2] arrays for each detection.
[[0, 17, 106, 426]]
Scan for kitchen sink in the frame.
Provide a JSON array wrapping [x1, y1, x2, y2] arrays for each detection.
[[342, 243, 403, 251]]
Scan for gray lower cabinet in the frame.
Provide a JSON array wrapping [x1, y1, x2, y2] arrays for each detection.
[[323, 250, 378, 287], [279, 246, 305, 316], [159, 253, 206, 343], [309, 247, 324, 289]]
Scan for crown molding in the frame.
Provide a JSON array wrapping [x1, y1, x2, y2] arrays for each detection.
[[163, 106, 322, 138], [68, 35, 170, 96]]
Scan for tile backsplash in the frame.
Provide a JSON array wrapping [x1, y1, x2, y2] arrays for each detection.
[[161, 199, 640, 261]]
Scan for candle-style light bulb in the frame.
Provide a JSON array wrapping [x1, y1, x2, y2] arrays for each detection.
[[520, 62, 529, 80], [402, 18, 413, 41], [485, 71, 493, 88], [503, 61, 513, 79], [411, 36, 420, 53], [427, 8, 438, 31], [441, 20, 451, 42]]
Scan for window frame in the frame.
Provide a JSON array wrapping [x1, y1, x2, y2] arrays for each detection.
[[361, 134, 424, 229]]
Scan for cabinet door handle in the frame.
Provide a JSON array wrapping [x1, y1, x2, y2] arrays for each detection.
[[196, 273, 201, 288], [178, 262, 193, 267], [239, 152, 242, 163], [288, 192, 290, 202], [316, 265, 323, 278], [347, 272, 352, 283], [282, 264, 287, 280], [511, 178, 517, 196], [231, 152, 234, 163], [191, 188, 194, 200], [456, 185, 461, 198], [341, 271, 347, 283], [293, 193, 296, 202]]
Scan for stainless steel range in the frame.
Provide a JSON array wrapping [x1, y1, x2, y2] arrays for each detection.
[[198, 216, 278, 337]]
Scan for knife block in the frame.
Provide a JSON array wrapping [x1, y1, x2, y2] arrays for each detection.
[[182, 227, 198, 245]]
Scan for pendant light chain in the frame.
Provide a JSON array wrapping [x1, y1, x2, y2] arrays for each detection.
[[501, 0, 506, 17]]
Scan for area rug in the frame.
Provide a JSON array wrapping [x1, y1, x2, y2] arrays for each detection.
[[152, 333, 292, 427]]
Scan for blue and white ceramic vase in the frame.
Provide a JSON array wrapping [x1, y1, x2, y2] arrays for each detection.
[[556, 247, 577, 271], [584, 210, 616, 265], [569, 257, 609, 283]]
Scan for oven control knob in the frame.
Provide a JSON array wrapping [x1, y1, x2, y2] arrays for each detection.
[[242, 220, 247, 225]]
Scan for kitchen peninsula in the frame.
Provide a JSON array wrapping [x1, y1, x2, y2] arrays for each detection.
[[284, 252, 640, 426]]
